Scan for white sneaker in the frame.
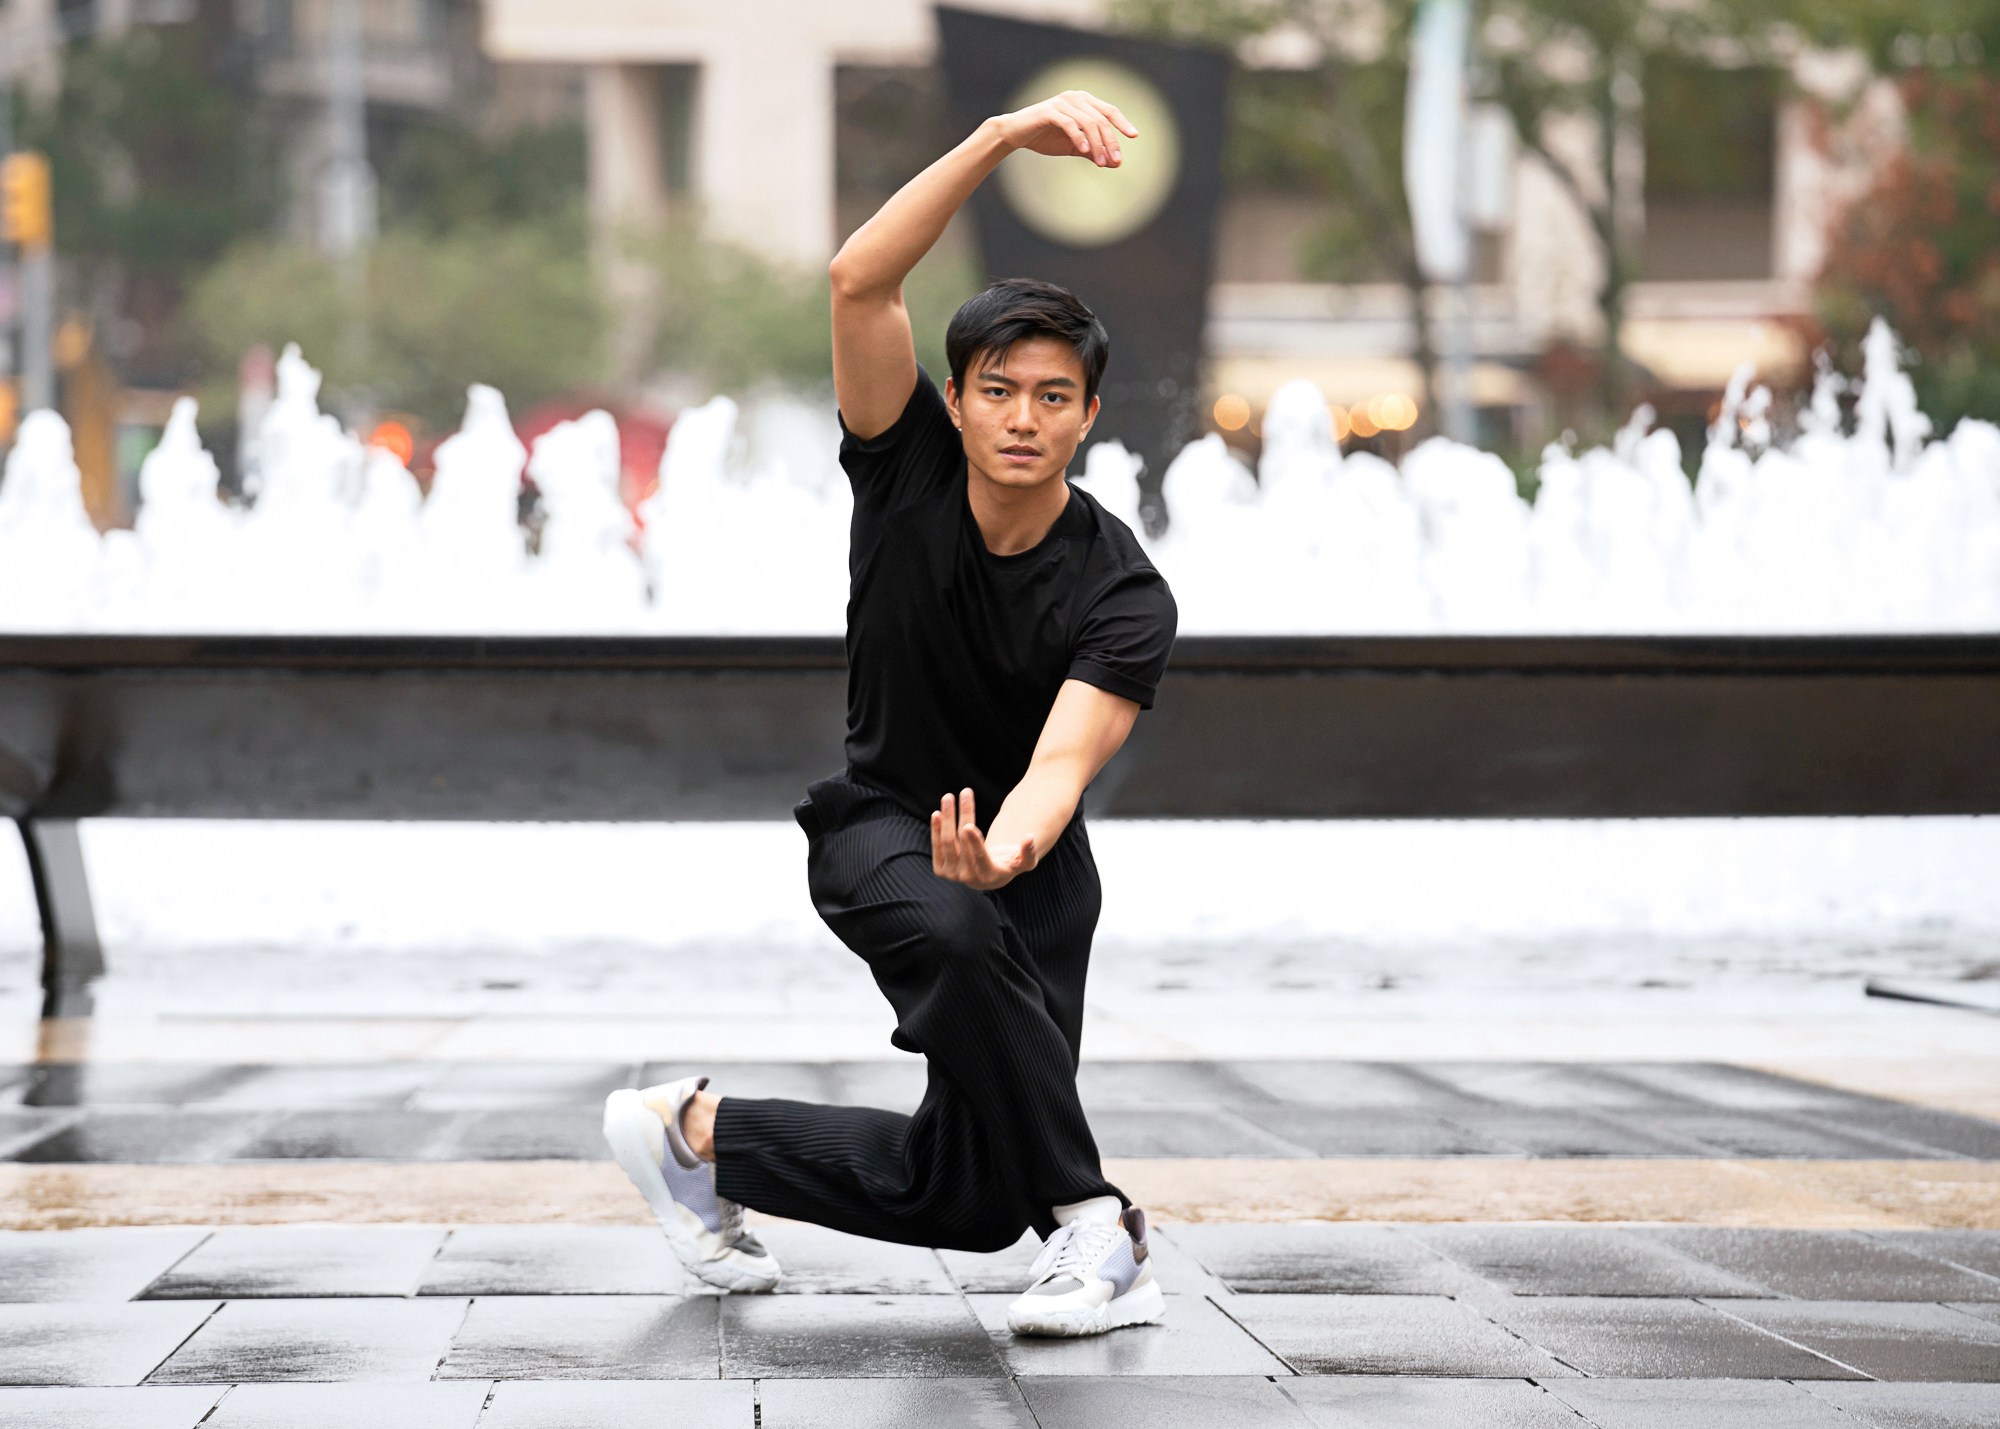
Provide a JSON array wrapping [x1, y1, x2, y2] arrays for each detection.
[[1006, 1205, 1166, 1337], [602, 1076, 781, 1293]]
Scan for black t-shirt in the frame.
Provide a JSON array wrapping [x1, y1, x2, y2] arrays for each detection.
[[838, 370, 1177, 829]]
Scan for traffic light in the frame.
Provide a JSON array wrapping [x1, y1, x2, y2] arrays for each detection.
[[2, 152, 51, 251]]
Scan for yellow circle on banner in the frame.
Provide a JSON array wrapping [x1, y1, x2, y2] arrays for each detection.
[[998, 59, 1181, 248]]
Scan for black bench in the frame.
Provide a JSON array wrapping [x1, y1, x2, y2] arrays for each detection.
[[6, 633, 1998, 1014]]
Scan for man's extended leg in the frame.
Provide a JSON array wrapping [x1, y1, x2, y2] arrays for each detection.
[[710, 774, 1120, 1251]]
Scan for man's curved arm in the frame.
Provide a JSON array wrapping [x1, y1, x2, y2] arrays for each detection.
[[831, 93, 1137, 440], [931, 679, 1140, 890]]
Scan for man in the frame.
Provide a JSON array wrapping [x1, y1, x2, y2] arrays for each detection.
[[603, 88, 1177, 1338]]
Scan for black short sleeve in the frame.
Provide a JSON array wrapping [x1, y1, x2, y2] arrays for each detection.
[[838, 368, 961, 511], [1066, 567, 1178, 711]]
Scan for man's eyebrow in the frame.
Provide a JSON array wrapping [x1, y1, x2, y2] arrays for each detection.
[[974, 369, 1077, 389]]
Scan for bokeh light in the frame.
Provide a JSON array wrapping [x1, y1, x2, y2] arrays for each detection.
[[367, 420, 415, 466], [1213, 393, 1251, 431], [1329, 404, 1351, 442], [1378, 393, 1419, 431], [1348, 403, 1380, 439]]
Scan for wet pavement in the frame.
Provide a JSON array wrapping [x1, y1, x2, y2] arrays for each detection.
[[6, 1059, 1999, 1167], [1, 1223, 1998, 1425]]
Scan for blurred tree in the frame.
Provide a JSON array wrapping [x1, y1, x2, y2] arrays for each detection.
[[22, 15, 274, 383], [1115, 0, 1444, 427], [636, 225, 980, 398], [1123, 0, 1802, 434], [1795, 1, 2000, 436], [188, 225, 605, 434], [380, 119, 590, 239]]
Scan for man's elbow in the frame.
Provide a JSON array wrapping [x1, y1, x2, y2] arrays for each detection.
[[828, 251, 880, 306]]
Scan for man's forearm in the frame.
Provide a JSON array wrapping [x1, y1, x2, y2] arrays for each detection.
[[986, 758, 1093, 860], [830, 120, 1011, 302]]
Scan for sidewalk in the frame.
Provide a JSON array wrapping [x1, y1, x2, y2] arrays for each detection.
[[4, 1221, 1999, 1427]]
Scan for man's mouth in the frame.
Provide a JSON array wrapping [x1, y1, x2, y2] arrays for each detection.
[[1000, 445, 1040, 461]]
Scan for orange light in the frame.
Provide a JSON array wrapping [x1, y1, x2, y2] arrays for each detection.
[[1213, 393, 1251, 432], [1329, 404, 1352, 442], [1349, 403, 1380, 439], [1379, 393, 1419, 431], [368, 420, 415, 466]]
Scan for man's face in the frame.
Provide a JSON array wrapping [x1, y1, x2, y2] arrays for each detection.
[[946, 336, 1100, 491]]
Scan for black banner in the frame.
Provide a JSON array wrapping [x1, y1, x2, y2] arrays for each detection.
[[935, 7, 1230, 530]]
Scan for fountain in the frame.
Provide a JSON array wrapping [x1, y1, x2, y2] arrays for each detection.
[[0, 321, 1994, 635]]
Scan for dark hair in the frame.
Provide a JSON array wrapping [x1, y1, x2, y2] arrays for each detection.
[[945, 278, 1110, 405]]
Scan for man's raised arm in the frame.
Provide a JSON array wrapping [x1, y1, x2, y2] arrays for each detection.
[[829, 92, 1138, 440]]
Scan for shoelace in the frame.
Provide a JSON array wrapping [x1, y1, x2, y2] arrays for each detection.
[[716, 1191, 747, 1244], [1029, 1219, 1122, 1282]]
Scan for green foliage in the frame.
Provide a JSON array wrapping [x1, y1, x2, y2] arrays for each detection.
[[23, 25, 273, 280], [637, 226, 981, 396], [1114, 1, 1417, 286], [381, 120, 590, 239], [188, 225, 605, 431], [1817, 67, 2000, 437]]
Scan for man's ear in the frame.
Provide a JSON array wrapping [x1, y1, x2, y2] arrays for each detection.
[[945, 377, 962, 432], [1077, 393, 1100, 441]]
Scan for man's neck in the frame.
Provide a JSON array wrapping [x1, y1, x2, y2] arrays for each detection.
[[966, 462, 1071, 557]]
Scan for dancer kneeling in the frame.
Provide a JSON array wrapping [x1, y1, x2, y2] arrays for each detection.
[[604, 86, 1176, 1337]]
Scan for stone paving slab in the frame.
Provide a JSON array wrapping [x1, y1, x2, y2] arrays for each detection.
[[0, 1302, 220, 1386], [476, 1379, 752, 1429], [13, 1112, 273, 1166], [1718, 1302, 2000, 1382], [1876, 1232, 2000, 1281], [144, 1297, 469, 1383], [1218, 1294, 1573, 1378], [1236, 1105, 1521, 1155], [0, 1386, 229, 1429], [752, 1225, 957, 1295], [1485, 1298, 1860, 1379], [1543, 1377, 1854, 1427], [143, 1226, 449, 1299], [1020, 1374, 1314, 1428], [438, 1295, 718, 1379], [969, 1293, 1292, 1377], [1408, 1225, 1770, 1297], [1282, 1376, 1587, 1427], [987, 1295, 1264, 1380], [0, 1228, 209, 1302], [759, 1376, 1036, 1428], [719, 1294, 1000, 1379], [1160, 1223, 1483, 1295], [1650, 1229, 2000, 1301], [1799, 1381, 2000, 1427], [201, 1380, 493, 1427], [417, 1226, 687, 1297]]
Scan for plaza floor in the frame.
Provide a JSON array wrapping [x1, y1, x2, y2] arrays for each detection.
[[2, 915, 1998, 1424]]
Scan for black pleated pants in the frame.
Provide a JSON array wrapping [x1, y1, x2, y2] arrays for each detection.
[[712, 770, 1124, 1252]]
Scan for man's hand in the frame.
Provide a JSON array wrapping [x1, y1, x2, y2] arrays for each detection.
[[994, 91, 1139, 168], [931, 788, 1038, 891]]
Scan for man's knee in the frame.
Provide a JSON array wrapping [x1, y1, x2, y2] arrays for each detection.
[[926, 891, 1001, 970]]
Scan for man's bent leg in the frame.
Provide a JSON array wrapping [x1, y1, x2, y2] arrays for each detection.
[[712, 779, 1120, 1248]]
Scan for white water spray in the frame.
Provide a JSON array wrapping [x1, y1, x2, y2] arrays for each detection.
[[1, 319, 1995, 635]]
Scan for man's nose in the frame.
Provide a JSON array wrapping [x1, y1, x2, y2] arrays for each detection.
[[1007, 397, 1039, 430]]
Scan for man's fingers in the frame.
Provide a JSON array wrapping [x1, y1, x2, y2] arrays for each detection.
[[1086, 94, 1139, 139], [1014, 836, 1036, 870], [1059, 97, 1114, 165], [1048, 109, 1090, 158], [959, 788, 977, 834]]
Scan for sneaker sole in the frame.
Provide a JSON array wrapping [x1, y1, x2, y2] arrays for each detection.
[[1007, 1278, 1166, 1337], [602, 1088, 779, 1293]]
